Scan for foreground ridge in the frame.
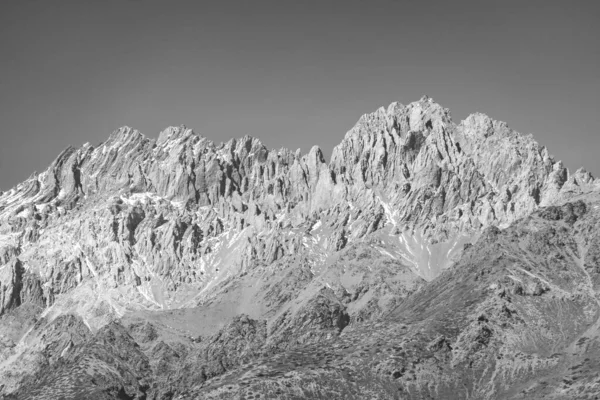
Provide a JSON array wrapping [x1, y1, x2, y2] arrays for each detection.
[[0, 98, 599, 399]]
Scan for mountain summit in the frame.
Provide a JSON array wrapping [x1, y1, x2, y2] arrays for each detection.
[[1, 98, 599, 399]]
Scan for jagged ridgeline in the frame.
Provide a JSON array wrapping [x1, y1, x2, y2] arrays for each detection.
[[1, 97, 599, 399]]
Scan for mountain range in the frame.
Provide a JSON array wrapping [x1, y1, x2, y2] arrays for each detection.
[[1, 96, 599, 399]]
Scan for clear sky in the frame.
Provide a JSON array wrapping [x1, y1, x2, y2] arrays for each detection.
[[0, 0, 599, 190]]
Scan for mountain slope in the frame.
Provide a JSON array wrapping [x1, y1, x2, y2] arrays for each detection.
[[0, 97, 598, 399]]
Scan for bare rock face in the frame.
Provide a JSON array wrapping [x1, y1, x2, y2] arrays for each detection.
[[329, 97, 578, 278], [0, 97, 599, 399], [0, 259, 23, 314]]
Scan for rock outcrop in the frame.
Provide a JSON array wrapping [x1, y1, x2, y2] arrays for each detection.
[[0, 97, 598, 399]]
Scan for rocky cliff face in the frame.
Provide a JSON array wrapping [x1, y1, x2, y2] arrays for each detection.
[[0, 97, 598, 399]]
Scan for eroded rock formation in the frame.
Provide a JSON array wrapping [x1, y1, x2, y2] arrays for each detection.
[[1, 97, 599, 399]]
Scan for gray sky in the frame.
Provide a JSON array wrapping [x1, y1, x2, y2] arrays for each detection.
[[0, 0, 599, 190]]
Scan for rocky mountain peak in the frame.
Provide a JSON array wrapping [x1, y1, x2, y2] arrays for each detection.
[[0, 98, 593, 282], [156, 125, 198, 145], [1, 97, 600, 399]]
